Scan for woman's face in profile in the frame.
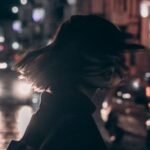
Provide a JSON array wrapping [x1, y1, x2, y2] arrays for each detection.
[[82, 72, 122, 90]]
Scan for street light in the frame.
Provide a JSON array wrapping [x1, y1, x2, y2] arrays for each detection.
[[11, 6, 19, 14]]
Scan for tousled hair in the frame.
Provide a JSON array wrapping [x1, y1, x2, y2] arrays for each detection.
[[15, 15, 128, 91]]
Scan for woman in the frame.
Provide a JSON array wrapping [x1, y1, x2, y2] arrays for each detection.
[[8, 15, 128, 150]]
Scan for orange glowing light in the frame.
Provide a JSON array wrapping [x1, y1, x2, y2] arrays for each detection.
[[146, 86, 150, 97]]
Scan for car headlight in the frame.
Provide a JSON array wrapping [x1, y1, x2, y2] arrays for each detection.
[[12, 80, 32, 99]]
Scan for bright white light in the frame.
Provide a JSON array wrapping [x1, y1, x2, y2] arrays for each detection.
[[12, 42, 20, 50], [146, 119, 150, 127], [140, 4, 149, 17], [12, 20, 22, 33], [132, 80, 140, 89], [0, 62, 8, 69], [140, 2, 150, 18], [13, 80, 32, 99], [67, 0, 77, 5], [0, 36, 5, 43], [122, 93, 131, 99], [32, 8, 45, 22], [12, 6, 19, 14], [20, 0, 28, 5]]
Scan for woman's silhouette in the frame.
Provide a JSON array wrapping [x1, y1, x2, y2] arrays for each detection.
[[8, 15, 129, 150]]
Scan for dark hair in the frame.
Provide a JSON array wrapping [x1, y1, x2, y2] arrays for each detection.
[[15, 15, 127, 91]]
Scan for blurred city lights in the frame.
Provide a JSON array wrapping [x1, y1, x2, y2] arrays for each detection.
[[132, 80, 140, 89], [67, 0, 77, 5], [146, 86, 150, 97], [32, 8, 45, 22], [12, 81, 32, 99], [20, 0, 28, 5], [117, 91, 122, 97], [12, 42, 20, 50], [0, 62, 8, 69], [145, 72, 150, 79], [11, 6, 19, 14], [116, 99, 122, 104], [122, 93, 131, 99], [140, 2, 150, 18], [146, 119, 150, 127], [12, 20, 22, 33], [0, 36, 5, 43]]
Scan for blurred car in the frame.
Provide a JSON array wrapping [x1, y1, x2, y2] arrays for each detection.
[[0, 62, 40, 105], [100, 75, 150, 144]]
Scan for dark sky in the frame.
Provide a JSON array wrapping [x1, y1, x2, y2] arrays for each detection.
[[0, 0, 18, 20]]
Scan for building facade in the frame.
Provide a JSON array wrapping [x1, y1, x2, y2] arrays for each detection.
[[72, 0, 142, 43]]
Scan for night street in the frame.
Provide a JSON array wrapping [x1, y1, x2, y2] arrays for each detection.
[[0, 104, 148, 150], [0, 105, 33, 149]]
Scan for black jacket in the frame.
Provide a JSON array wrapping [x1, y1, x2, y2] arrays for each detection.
[[8, 91, 107, 150]]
